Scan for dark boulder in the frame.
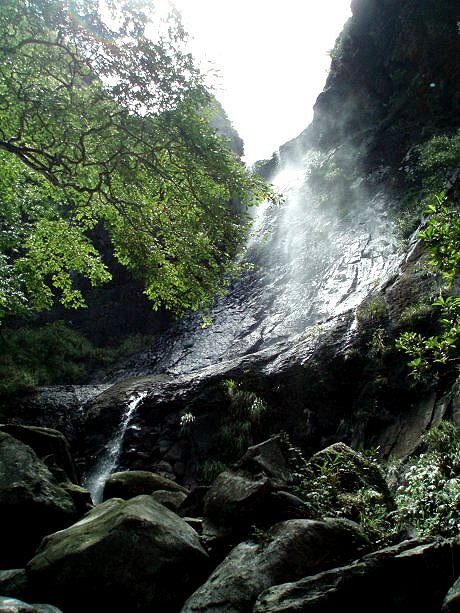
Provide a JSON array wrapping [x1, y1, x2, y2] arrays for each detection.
[[0, 597, 62, 612], [0, 569, 29, 602], [254, 537, 460, 612], [178, 486, 210, 518], [442, 575, 460, 613], [151, 489, 188, 511], [203, 471, 271, 531], [182, 518, 369, 612], [0, 432, 77, 568], [59, 482, 93, 515], [0, 424, 79, 484], [102, 469, 188, 501], [237, 436, 293, 483]]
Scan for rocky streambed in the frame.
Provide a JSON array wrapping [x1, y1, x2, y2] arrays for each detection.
[[0, 426, 458, 612]]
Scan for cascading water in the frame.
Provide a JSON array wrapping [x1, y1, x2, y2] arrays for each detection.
[[83, 391, 147, 503], [121, 149, 402, 379]]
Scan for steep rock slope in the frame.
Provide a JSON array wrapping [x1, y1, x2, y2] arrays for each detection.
[[71, 0, 460, 482]]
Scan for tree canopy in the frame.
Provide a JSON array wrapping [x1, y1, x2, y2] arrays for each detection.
[[0, 0, 274, 320]]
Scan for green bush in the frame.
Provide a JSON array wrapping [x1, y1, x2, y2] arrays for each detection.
[[0, 321, 155, 396], [356, 295, 388, 327], [195, 459, 229, 485], [398, 301, 437, 329], [392, 421, 460, 537], [211, 379, 269, 463], [396, 192, 459, 382], [0, 321, 92, 395], [418, 130, 460, 191], [286, 439, 396, 546]]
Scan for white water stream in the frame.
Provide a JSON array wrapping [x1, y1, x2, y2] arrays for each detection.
[[83, 391, 147, 503]]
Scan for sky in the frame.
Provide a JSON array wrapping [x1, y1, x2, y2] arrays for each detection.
[[170, 0, 352, 164]]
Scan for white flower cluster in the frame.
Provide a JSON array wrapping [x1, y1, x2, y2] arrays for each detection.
[[179, 412, 195, 428]]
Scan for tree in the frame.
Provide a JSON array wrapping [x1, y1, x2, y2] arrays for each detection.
[[0, 0, 274, 318]]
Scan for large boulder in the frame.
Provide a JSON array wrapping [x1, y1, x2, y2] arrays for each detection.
[[0, 424, 79, 484], [0, 432, 78, 568], [0, 597, 61, 612], [203, 471, 271, 531], [442, 575, 460, 613], [182, 518, 369, 612], [0, 569, 29, 601], [151, 489, 188, 511], [237, 437, 293, 483], [27, 495, 209, 612], [102, 469, 188, 501], [254, 537, 460, 612]]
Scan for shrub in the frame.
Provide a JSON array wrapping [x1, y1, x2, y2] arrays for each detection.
[[392, 421, 460, 537], [195, 459, 229, 485], [396, 192, 460, 382], [212, 379, 269, 463], [418, 130, 460, 191], [0, 321, 156, 396], [356, 295, 388, 327]]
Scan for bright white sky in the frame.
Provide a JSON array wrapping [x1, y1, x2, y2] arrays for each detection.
[[170, 0, 352, 164]]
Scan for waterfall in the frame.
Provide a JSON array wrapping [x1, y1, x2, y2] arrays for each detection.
[[84, 391, 147, 504], [128, 149, 401, 379]]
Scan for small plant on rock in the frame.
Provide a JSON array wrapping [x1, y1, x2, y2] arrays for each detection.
[[216, 379, 268, 461]]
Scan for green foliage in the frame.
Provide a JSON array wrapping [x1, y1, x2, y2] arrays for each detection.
[[179, 411, 195, 435], [0, 322, 155, 396], [419, 193, 460, 286], [396, 296, 460, 381], [356, 295, 388, 327], [392, 421, 460, 537], [398, 301, 436, 329], [223, 378, 268, 422], [0, 0, 276, 320], [290, 444, 395, 546], [282, 427, 459, 544], [216, 379, 268, 461], [417, 130, 460, 191], [15, 218, 111, 311], [195, 458, 228, 485], [91, 333, 157, 365], [0, 321, 92, 395]]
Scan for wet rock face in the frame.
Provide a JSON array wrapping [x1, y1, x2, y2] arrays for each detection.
[[107, 182, 401, 382], [0, 385, 109, 444], [77, 312, 369, 478], [0, 596, 62, 612], [0, 424, 79, 484], [307, 0, 459, 170]]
